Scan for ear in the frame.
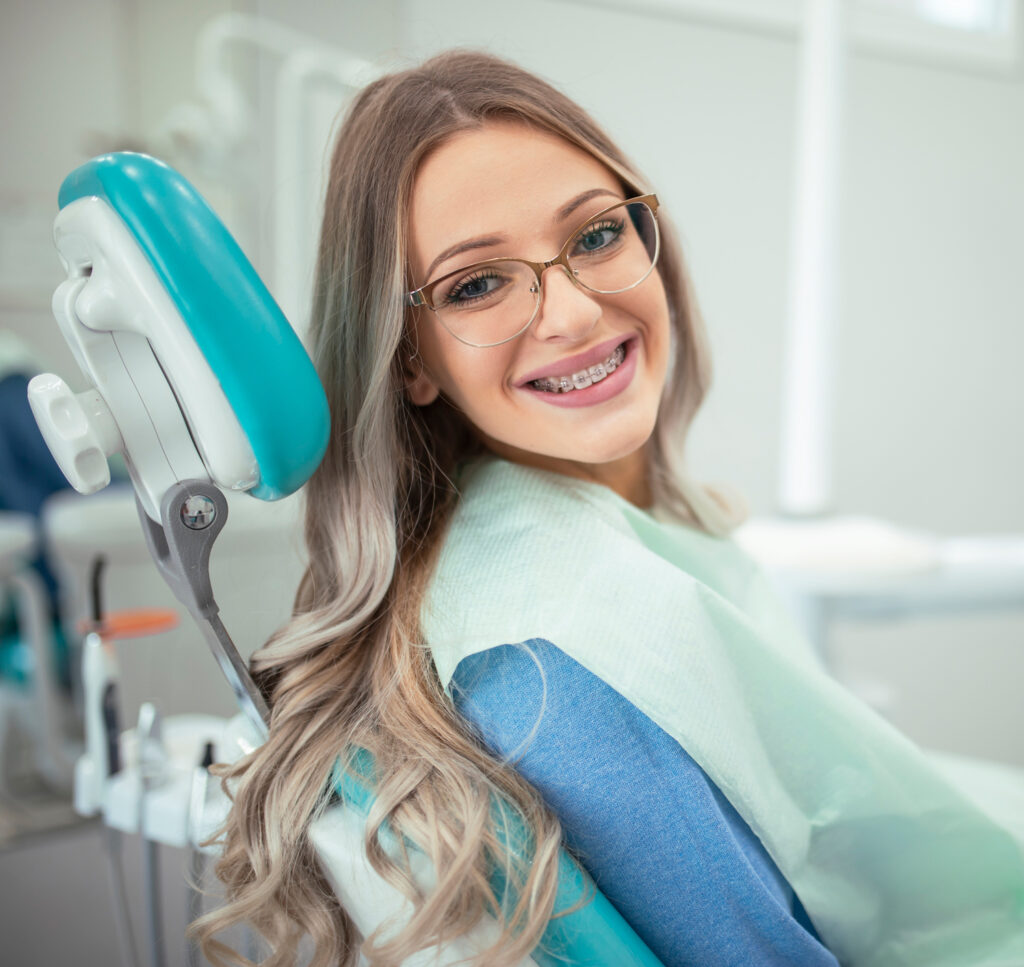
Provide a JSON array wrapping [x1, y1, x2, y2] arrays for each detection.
[[404, 354, 441, 406]]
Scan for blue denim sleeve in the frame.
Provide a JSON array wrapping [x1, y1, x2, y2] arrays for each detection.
[[450, 639, 839, 967]]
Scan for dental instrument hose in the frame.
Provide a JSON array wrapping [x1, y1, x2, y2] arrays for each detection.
[[186, 740, 214, 967], [137, 701, 168, 967], [88, 555, 139, 967], [141, 788, 165, 967], [104, 827, 139, 967], [91, 557, 122, 776]]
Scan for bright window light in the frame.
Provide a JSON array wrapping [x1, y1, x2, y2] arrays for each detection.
[[595, 0, 1020, 71], [864, 0, 1012, 32]]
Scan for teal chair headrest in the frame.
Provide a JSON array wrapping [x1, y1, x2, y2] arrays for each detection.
[[59, 152, 329, 501]]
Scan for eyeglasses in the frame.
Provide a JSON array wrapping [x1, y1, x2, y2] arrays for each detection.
[[406, 194, 660, 348]]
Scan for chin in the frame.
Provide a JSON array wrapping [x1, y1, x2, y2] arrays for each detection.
[[574, 418, 657, 461], [548, 430, 655, 469]]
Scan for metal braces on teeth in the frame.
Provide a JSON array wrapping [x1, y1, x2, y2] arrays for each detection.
[[531, 343, 626, 393]]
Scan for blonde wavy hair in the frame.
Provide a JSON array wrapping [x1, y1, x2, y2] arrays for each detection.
[[196, 49, 735, 967]]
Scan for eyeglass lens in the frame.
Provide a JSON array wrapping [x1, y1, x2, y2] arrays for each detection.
[[426, 200, 658, 347]]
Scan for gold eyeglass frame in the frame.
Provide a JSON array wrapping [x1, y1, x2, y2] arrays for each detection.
[[406, 193, 660, 348]]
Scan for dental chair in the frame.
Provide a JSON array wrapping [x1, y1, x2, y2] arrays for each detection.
[[0, 513, 72, 800], [27, 152, 664, 967]]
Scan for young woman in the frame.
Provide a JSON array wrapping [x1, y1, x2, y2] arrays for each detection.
[[199, 50, 1024, 967]]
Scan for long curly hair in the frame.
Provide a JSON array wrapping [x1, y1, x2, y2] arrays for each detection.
[[195, 48, 734, 967]]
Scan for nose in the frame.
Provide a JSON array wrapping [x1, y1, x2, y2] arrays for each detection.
[[529, 264, 602, 343]]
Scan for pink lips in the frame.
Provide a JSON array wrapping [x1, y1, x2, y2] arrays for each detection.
[[518, 338, 638, 408], [515, 334, 631, 388]]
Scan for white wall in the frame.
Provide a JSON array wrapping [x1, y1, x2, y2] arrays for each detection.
[[2, 0, 1021, 756]]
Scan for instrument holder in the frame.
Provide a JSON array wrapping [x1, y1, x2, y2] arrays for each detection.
[[136, 480, 270, 737]]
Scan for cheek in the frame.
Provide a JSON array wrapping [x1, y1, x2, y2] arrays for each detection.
[[627, 283, 671, 351], [418, 327, 513, 406], [649, 286, 672, 348], [411, 315, 457, 386], [454, 355, 514, 408]]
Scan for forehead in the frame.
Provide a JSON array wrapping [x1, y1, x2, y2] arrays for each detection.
[[408, 122, 622, 277]]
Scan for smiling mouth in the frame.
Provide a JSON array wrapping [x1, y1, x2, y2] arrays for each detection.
[[529, 343, 627, 393]]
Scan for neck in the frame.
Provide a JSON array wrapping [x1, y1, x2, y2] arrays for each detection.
[[482, 442, 653, 508]]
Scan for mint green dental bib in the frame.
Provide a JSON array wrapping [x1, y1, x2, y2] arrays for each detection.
[[421, 459, 1024, 967]]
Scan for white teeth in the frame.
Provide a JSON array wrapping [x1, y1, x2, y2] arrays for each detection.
[[530, 344, 627, 393]]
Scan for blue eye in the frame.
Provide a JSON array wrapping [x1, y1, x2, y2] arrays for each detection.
[[444, 269, 510, 308], [573, 218, 624, 256]]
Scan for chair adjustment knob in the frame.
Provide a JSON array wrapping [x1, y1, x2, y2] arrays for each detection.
[[27, 373, 124, 494]]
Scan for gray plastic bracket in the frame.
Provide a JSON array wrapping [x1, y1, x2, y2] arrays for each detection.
[[136, 480, 270, 735], [138, 480, 226, 619]]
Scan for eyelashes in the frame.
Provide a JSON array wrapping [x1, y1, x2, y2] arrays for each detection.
[[444, 269, 510, 306]]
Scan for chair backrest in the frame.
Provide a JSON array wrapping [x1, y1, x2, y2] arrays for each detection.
[[325, 750, 664, 966]]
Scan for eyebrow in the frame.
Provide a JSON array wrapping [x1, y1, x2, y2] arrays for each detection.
[[424, 235, 507, 283], [422, 187, 624, 283], [557, 187, 622, 221]]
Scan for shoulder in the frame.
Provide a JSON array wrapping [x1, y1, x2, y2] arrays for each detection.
[[450, 639, 709, 790], [422, 461, 642, 684], [451, 638, 620, 740], [451, 640, 837, 967]]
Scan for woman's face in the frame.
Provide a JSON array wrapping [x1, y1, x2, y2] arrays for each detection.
[[406, 122, 671, 505]]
